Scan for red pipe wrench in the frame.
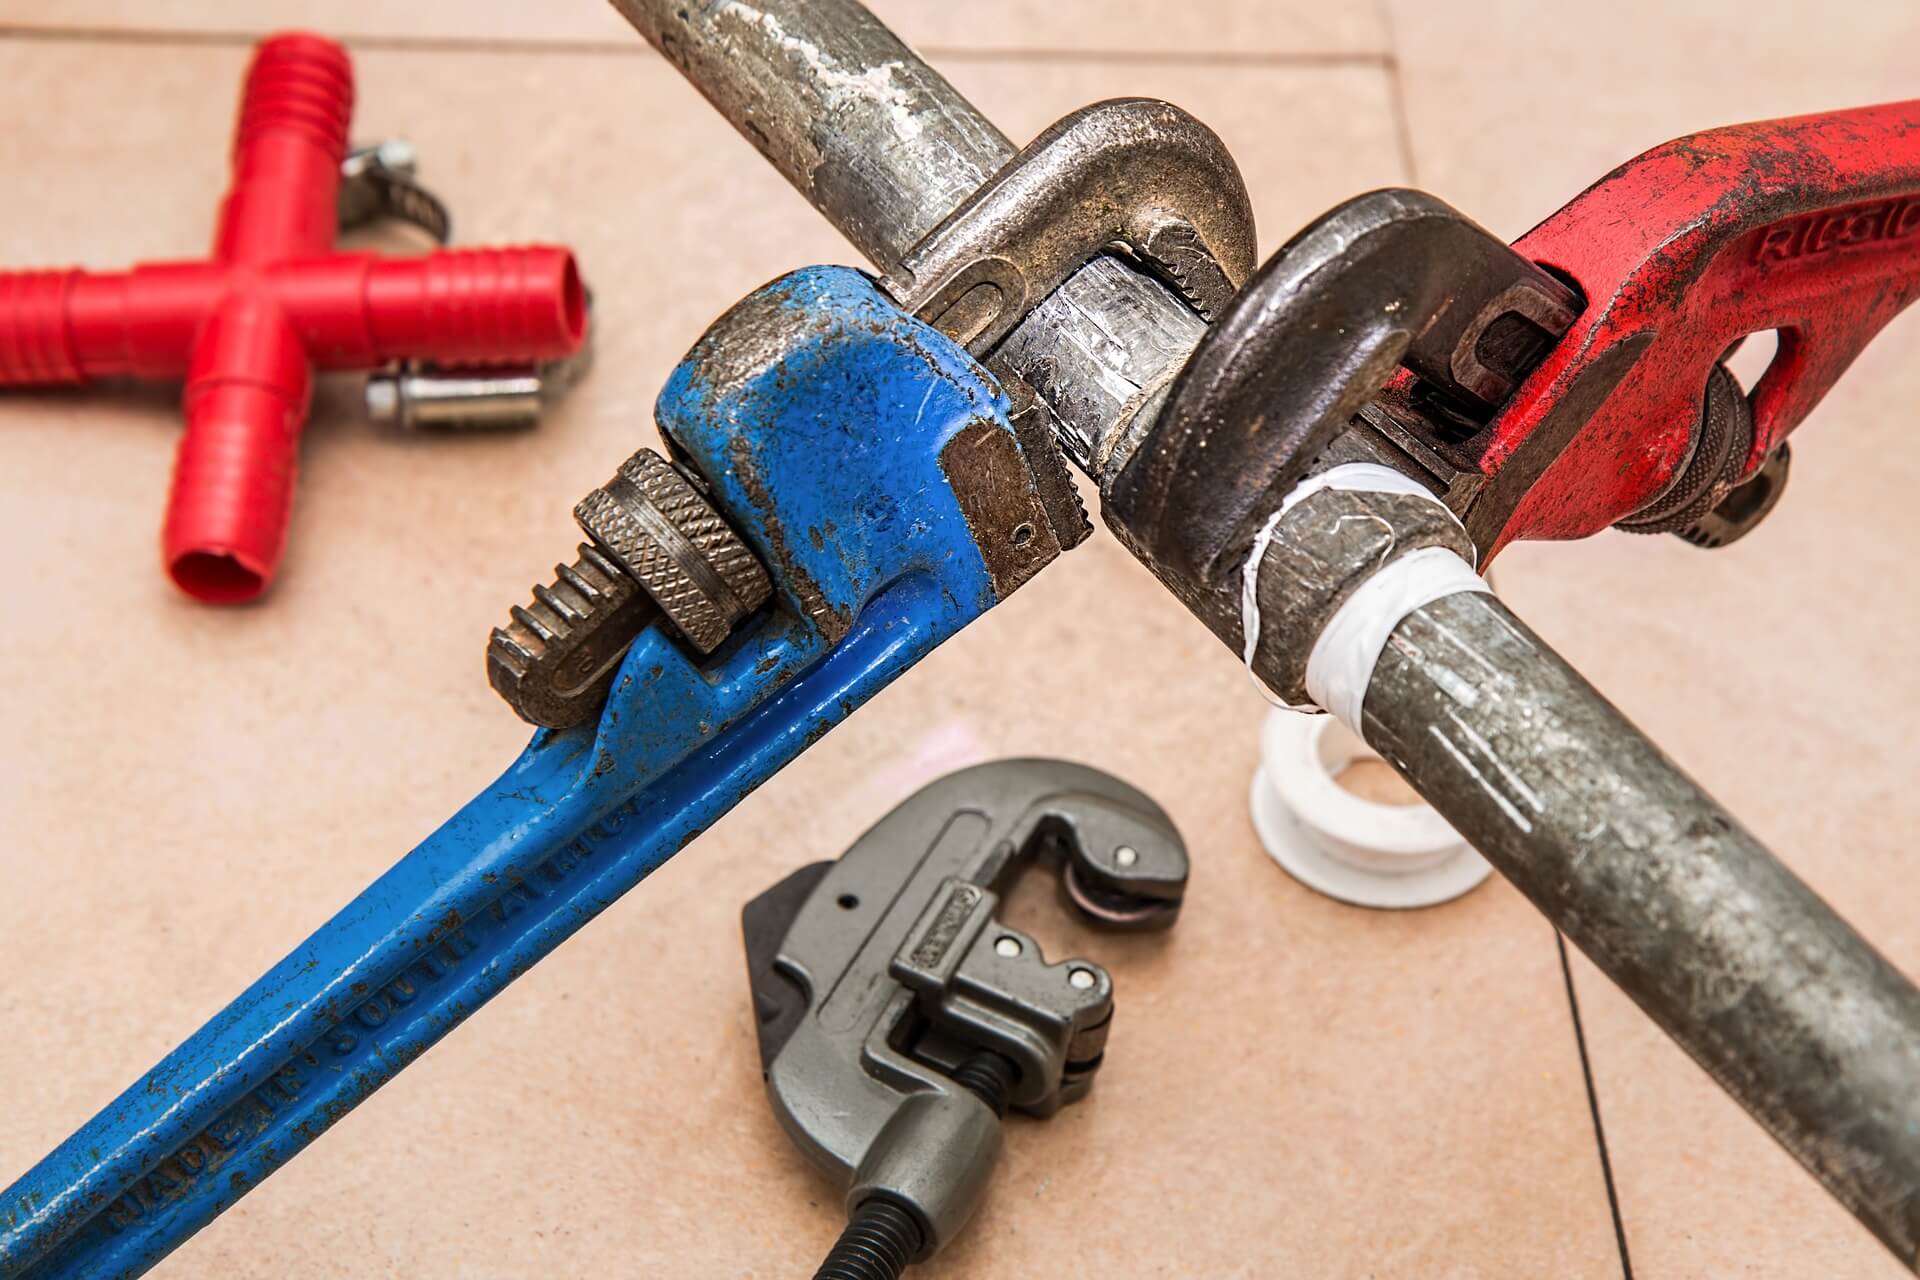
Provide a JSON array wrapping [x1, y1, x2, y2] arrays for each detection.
[[1115, 101, 1920, 591], [1471, 100, 1920, 555]]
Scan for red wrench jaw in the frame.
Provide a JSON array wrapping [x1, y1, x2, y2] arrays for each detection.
[[1455, 99, 1920, 557], [1465, 326, 1697, 560]]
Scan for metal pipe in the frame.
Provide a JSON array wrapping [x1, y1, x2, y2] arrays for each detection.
[[614, 0, 1920, 1262], [1226, 477, 1920, 1264], [612, 0, 1208, 461], [615, 0, 1009, 270], [1366, 592, 1920, 1264]]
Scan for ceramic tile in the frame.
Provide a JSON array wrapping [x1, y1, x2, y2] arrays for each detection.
[[881, 0, 1385, 56], [0, 0, 1386, 57], [0, 0, 640, 44], [1385, 4, 1920, 1270], [0, 34, 1615, 1280], [1384, 0, 1920, 239]]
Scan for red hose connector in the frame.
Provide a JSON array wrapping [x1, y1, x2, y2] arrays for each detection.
[[365, 248, 589, 363], [0, 270, 84, 385], [165, 296, 312, 602], [219, 33, 353, 264], [0, 32, 589, 603]]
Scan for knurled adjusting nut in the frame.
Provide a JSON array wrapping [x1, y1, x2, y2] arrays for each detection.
[[573, 447, 772, 653], [1244, 487, 1475, 705]]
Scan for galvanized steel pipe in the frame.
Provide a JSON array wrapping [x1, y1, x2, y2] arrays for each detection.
[[1367, 592, 1920, 1262]]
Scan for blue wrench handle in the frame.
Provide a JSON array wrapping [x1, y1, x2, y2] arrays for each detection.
[[2, 269, 1042, 1278]]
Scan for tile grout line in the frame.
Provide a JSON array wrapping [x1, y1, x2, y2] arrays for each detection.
[[1368, 0, 1420, 185], [0, 23, 1393, 69], [1557, 929, 1636, 1280]]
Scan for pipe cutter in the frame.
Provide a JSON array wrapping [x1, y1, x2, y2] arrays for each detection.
[[746, 760, 1187, 1272]]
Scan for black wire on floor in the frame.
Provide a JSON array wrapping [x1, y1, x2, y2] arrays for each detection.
[[1557, 929, 1636, 1280]]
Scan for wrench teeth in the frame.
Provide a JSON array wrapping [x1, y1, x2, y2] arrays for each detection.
[[1135, 220, 1237, 323], [1166, 263, 1212, 319], [490, 444, 772, 731], [487, 542, 660, 729], [489, 626, 536, 668], [529, 584, 574, 623], [1149, 245, 1224, 320], [552, 556, 608, 606], [507, 603, 556, 645]]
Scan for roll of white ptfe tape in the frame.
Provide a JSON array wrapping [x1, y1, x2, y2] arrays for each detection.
[[1249, 706, 1493, 909]]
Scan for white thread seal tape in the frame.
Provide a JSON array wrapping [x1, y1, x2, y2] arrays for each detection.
[[1304, 546, 1490, 730], [1250, 707, 1493, 909], [1239, 462, 1490, 727]]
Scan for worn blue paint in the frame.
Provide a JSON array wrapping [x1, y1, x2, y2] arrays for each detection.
[[0, 268, 1025, 1278]]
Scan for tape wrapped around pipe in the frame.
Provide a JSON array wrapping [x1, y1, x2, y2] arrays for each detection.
[[1304, 546, 1490, 730], [1240, 462, 1490, 727]]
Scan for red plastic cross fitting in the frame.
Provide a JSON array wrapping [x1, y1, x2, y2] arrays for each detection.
[[0, 32, 588, 602]]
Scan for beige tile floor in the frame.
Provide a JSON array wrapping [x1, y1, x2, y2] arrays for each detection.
[[0, 3, 1913, 1276]]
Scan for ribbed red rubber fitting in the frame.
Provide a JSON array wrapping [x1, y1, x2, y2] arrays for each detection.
[[234, 32, 353, 164], [364, 248, 590, 363], [0, 270, 84, 385], [163, 297, 312, 604]]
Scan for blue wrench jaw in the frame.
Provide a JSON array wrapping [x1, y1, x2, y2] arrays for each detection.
[[1, 267, 1066, 1279]]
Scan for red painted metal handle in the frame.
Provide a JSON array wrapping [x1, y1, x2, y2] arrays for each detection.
[[1476, 100, 1920, 554]]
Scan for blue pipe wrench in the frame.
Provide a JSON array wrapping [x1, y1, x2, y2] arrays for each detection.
[[0, 267, 1069, 1278]]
